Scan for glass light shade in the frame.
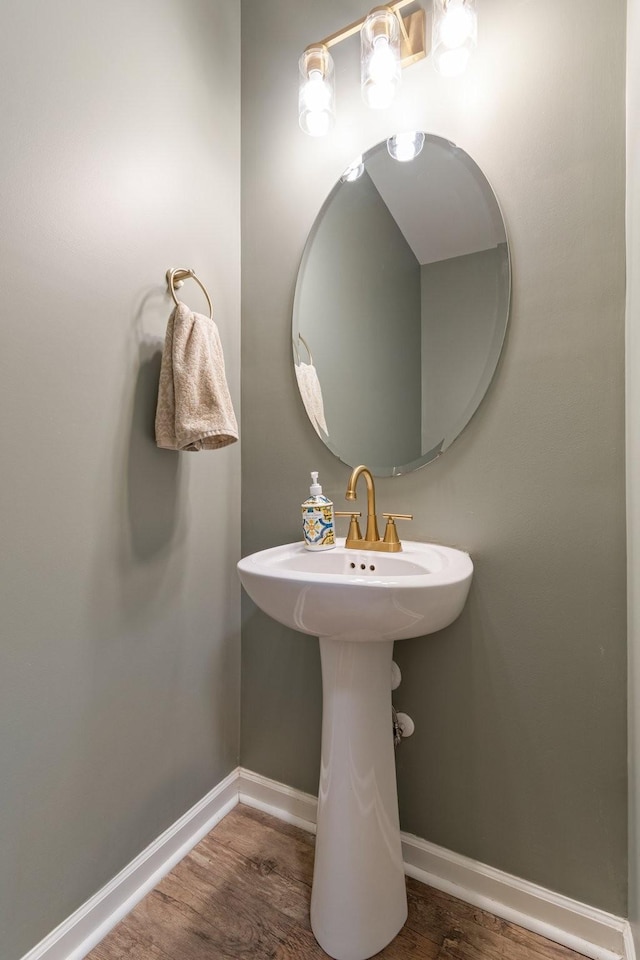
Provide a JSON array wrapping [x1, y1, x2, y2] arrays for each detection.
[[299, 45, 335, 137], [341, 156, 365, 182], [387, 131, 425, 162], [361, 8, 401, 110], [432, 0, 477, 77]]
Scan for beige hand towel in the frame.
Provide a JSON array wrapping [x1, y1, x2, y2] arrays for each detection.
[[155, 303, 238, 451]]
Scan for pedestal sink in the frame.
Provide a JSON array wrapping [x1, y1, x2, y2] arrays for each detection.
[[237, 538, 473, 960]]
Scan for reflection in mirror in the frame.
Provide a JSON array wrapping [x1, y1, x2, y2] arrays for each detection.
[[292, 133, 510, 477]]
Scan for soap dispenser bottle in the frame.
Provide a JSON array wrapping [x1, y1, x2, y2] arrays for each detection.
[[302, 472, 335, 551]]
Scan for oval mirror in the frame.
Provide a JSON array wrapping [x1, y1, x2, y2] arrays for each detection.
[[292, 133, 510, 477]]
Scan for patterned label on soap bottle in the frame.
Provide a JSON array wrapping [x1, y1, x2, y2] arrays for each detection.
[[302, 502, 335, 549]]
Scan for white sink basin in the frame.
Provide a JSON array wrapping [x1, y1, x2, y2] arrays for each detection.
[[237, 538, 473, 642]]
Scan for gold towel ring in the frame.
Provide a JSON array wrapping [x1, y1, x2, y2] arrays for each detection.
[[166, 268, 213, 320]]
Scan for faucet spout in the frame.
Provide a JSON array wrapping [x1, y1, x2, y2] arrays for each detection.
[[345, 465, 380, 544], [342, 464, 411, 553]]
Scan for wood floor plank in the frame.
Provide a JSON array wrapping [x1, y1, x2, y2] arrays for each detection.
[[406, 881, 585, 960], [273, 925, 328, 959], [434, 930, 580, 960], [437, 934, 504, 960], [273, 922, 441, 960], [88, 923, 173, 960], [163, 836, 313, 927], [91, 906, 196, 960], [136, 885, 287, 960], [87, 804, 591, 960], [230, 803, 316, 845], [379, 924, 443, 959], [207, 804, 316, 887], [214, 804, 316, 851]]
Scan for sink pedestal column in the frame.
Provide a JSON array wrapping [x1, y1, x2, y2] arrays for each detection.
[[310, 637, 407, 960]]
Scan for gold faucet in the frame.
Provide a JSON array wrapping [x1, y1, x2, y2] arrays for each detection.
[[339, 464, 413, 553]]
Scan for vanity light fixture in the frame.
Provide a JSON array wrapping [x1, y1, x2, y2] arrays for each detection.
[[299, 0, 427, 136], [432, 0, 477, 77]]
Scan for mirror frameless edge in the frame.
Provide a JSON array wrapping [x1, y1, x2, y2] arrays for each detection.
[[292, 133, 511, 477]]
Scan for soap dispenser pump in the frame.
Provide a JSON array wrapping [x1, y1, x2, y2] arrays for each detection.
[[302, 471, 335, 551]]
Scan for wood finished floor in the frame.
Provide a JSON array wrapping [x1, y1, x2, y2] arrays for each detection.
[[87, 804, 587, 960]]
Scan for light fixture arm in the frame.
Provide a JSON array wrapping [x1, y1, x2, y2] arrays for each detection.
[[308, 0, 426, 67]]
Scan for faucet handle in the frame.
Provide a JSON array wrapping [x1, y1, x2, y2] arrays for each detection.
[[382, 513, 414, 548], [335, 511, 363, 543]]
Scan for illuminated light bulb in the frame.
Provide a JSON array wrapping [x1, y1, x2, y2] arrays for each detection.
[[361, 8, 401, 110], [387, 131, 425, 162], [440, 0, 474, 48], [432, 0, 477, 77], [369, 37, 396, 83], [301, 70, 331, 112], [299, 45, 335, 137], [341, 155, 365, 182]]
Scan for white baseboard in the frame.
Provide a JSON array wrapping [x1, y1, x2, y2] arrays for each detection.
[[21, 766, 633, 960], [20, 768, 240, 960], [237, 767, 317, 833], [624, 924, 638, 960]]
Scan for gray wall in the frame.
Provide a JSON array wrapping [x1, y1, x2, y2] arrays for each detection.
[[0, 3, 241, 959], [296, 171, 422, 469], [241, 0, 627, 915], [421, 244, 508, 453]]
